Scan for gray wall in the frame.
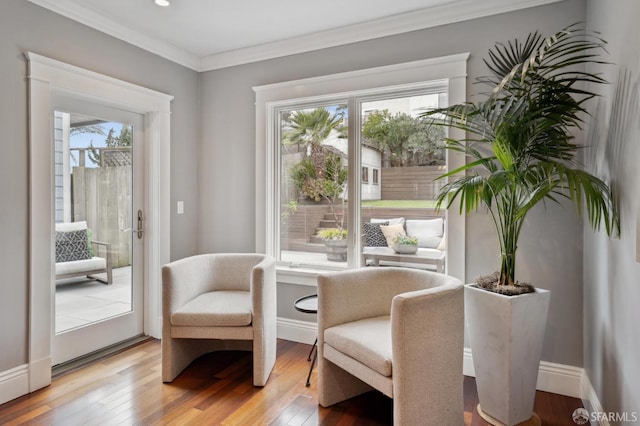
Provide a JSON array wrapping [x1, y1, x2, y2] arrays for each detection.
[[585, 0, 640, 416], [0, 1, 200, 372], [199, 0, 587, 367]]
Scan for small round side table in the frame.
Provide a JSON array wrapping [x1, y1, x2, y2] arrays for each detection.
[[294, 294, 318, 387]]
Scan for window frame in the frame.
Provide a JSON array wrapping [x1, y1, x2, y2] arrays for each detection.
[[254, 54, 468, 283]]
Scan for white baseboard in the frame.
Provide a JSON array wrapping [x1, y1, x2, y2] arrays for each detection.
[[581, 372, 610, 426], [279, 319, 584, 398], [277, 317, 317, 345], [0, 364, 29, 405]]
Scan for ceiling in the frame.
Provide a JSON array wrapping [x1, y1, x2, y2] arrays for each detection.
[[28, 0, 563, 72]]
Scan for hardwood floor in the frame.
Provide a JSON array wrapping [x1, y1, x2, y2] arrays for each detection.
[[0, 339, 583, 425]]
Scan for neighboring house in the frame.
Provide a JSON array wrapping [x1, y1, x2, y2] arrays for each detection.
[[322, 134, 382, 201]]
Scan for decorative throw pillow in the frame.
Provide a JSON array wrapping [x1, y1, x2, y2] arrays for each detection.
[[55, 229, 92, 263], [437, 232, 446, 251], [379, 223, 407, 247], [406, 218, 444, 249], [363, 221, 389, 247]]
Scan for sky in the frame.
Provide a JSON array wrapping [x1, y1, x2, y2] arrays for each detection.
[[70, 122, 125, 167]]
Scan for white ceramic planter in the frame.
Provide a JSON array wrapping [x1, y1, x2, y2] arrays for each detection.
[[391, 243, 418, 254], [465, 284, 550, 426]]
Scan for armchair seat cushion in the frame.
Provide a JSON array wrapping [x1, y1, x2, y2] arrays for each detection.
[[171, 291, 252, 327], [324, 315, 392, 377]]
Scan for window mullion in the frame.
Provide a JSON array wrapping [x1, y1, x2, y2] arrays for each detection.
[[347, 96, 361, 268]]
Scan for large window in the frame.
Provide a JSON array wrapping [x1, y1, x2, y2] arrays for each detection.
[[255, 54, 468, 281], [277, 88, 448, 271]]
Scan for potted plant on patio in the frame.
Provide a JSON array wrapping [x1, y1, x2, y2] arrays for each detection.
[[391, 234, 419, 254], [423, 24, 619, 425], [318, 228, 348, 262], [290, 143, 348, 262]]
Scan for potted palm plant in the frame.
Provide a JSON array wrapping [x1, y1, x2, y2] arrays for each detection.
[[424, 24, 619, 425]]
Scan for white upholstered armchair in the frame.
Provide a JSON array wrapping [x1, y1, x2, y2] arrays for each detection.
[[162, 253, 277, 386], [317, 267, 464, 426]]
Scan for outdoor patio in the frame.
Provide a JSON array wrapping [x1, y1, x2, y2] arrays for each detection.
[[55, 266, 132, 334]]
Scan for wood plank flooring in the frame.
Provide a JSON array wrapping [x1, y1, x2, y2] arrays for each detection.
[[0, 339, 584, 425]]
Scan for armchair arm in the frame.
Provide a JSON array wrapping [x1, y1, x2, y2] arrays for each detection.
[[162, 254, 217, 317], [91, 240, 112, 264], [250, 255, 277, 322], [391, 279, 464, 424]]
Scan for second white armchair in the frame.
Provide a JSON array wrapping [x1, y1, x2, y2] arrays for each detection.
[[317, 267, 464, 426]]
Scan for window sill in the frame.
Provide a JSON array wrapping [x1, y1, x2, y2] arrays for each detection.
[[276, 264, 346, 286]]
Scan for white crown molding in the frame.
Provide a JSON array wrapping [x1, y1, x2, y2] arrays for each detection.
[[27, 0, 201, 71], [203, 0, 565, 70], [28, 0, 565, 71]]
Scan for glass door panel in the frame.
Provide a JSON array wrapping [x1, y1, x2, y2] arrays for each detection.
[[52, 96, 144, 365]]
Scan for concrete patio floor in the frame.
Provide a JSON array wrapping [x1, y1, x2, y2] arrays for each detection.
[[55, 266, 132, 334]]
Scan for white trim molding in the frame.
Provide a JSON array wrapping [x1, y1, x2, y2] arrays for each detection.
[[463, 348, 584, 399], [277, 318, 317, 346], [28, 0, 563, 71], [0, 365, 29, 405], [27, 0, 200, 71], [254, 53, 468, 283], [202, 0, 563, 70], [26, 52, 172, 395]]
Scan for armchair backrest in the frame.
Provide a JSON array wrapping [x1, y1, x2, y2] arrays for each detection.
[[318, 267, 452, 330], [208, 253, 267, 291], [162, 253, 272, 317]]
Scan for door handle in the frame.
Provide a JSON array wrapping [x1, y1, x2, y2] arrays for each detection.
[[136, 210, 143, 239], [120, 210, 144, 239]]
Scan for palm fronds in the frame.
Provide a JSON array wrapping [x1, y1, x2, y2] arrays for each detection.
[[424, 24, 619, 287]]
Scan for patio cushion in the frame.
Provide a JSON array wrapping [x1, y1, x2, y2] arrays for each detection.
[[324, 315, 392, 377], [55, 256, 106, 275], [406, 218, 443, 249], [171, 291, 252, 327], [371, 217, 405, 226]]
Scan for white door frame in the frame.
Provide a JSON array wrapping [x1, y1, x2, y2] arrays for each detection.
[[26, 52, 172, 392]]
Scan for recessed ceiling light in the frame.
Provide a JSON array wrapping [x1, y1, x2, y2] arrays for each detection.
[[155, 0, 170, 6]]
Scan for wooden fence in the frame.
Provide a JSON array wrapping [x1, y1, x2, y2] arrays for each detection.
[[381, 165, 446, 200], [72, 166, 132, 268]]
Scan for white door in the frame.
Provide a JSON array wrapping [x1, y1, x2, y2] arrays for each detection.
[[52, 95, 145, 365]]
